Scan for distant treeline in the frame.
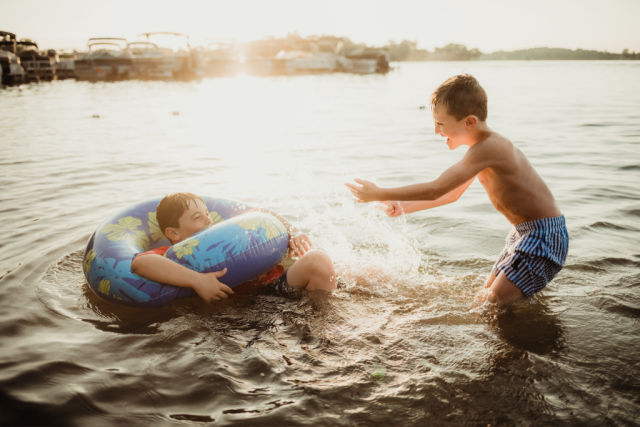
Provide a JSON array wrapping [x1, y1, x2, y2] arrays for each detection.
[[382, 41, 639, 61], [257, 34, 639, 61]]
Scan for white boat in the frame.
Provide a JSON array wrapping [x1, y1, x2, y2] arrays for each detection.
[[55, 51, 76, 79], [340, 49, 390, 74], [74, 38, 133, 81], [275, 50, 338, 73], [136, 32, 200, 80], [127, 41, 176, 79]]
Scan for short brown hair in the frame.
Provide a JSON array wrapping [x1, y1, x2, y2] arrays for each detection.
[[431, 74, 487, 121], [156, 192, 204, 234]]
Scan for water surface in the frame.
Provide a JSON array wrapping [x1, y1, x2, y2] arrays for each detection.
[[1, 61, 639, 425]]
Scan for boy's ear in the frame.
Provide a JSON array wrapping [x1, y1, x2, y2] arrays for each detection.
[[464, 115, 478, 127], [164, 227, 179, 243]]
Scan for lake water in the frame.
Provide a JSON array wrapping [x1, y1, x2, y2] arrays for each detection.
[[1, 61, 639, 425]]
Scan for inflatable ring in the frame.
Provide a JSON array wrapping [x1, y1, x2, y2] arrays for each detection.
[[82, 197, 290, 307]]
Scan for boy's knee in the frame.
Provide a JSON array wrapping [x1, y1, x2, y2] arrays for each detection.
[[488, 278, 525, 307], [301, 250, 336, 290], [300, 249, 327, 265], [307, 250, 335, 275]]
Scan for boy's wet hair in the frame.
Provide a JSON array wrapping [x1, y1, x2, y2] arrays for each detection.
[[431, 74, 488, 121], [156, 192, 204, 235]]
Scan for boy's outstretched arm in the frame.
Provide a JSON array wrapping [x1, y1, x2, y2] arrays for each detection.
[[381, 176, 475, 216], [131, 254, 233, 302], [345, 154, 483, 203]]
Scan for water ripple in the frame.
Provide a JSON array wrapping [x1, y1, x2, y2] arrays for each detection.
[[1, 62, 640, 425]]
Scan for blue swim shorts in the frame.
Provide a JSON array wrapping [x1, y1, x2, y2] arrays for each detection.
[[491, 216, 569, 298]]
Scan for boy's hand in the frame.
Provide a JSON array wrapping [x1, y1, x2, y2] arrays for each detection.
[[345, 178, 381, 203], [191, 268, 234, 302], [289, 232, 312, 257], [377, 201, 404, 217]]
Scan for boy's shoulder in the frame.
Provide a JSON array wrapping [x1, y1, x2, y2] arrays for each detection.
[[468, 131, 511, 155], [480, 130, 511, 145], [463, 131, 517, 171]]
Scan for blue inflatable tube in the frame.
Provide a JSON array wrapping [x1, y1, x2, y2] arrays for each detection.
[[82, 197, 290, 307]]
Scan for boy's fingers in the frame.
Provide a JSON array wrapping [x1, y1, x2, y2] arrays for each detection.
[[294, 236, 311, 255], [214, 268, 227, 277], [345, 187, 366, 201], [221, 284, 234, 295]]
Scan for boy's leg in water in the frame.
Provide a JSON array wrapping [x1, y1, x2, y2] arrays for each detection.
[[484, 272, 497, 289], [484, 272, 524, 306], [286, 250, 336, 292]]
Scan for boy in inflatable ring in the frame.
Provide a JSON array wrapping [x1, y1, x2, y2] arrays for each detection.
[[345, 74, 568, 307], [131, 193, 336, 302]]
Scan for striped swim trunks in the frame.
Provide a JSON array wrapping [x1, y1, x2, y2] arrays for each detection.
[[492, 215, 569, 297]]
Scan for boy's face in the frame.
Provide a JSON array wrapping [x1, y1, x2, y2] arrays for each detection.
[[165, 198, 213, 244], [432, 106, 473, 150]]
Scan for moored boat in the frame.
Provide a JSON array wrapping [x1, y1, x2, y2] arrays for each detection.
[[136, 32, 201, 80], [15, 40, 57, 82], [0, 31, 25, 85], [74, 38, 133, 81], [55, 51, 76, 79], [340, 48, 390, 74], [127, 41, 177, 79], [274, 49, 339, 74]]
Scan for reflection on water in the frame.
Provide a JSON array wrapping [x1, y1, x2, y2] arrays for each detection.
[[1, 61, 640, 425], [493, 299, 565, 355]]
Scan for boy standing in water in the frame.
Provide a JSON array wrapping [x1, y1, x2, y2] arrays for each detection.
[[345, 74, 568, 306], [132, 193, 336, 302]]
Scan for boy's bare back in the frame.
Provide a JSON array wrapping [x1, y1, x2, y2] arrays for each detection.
[[467, 131, 561, 225]]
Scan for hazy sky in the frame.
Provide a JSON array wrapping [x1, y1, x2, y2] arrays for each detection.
[[3, 0, 639, 52]]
